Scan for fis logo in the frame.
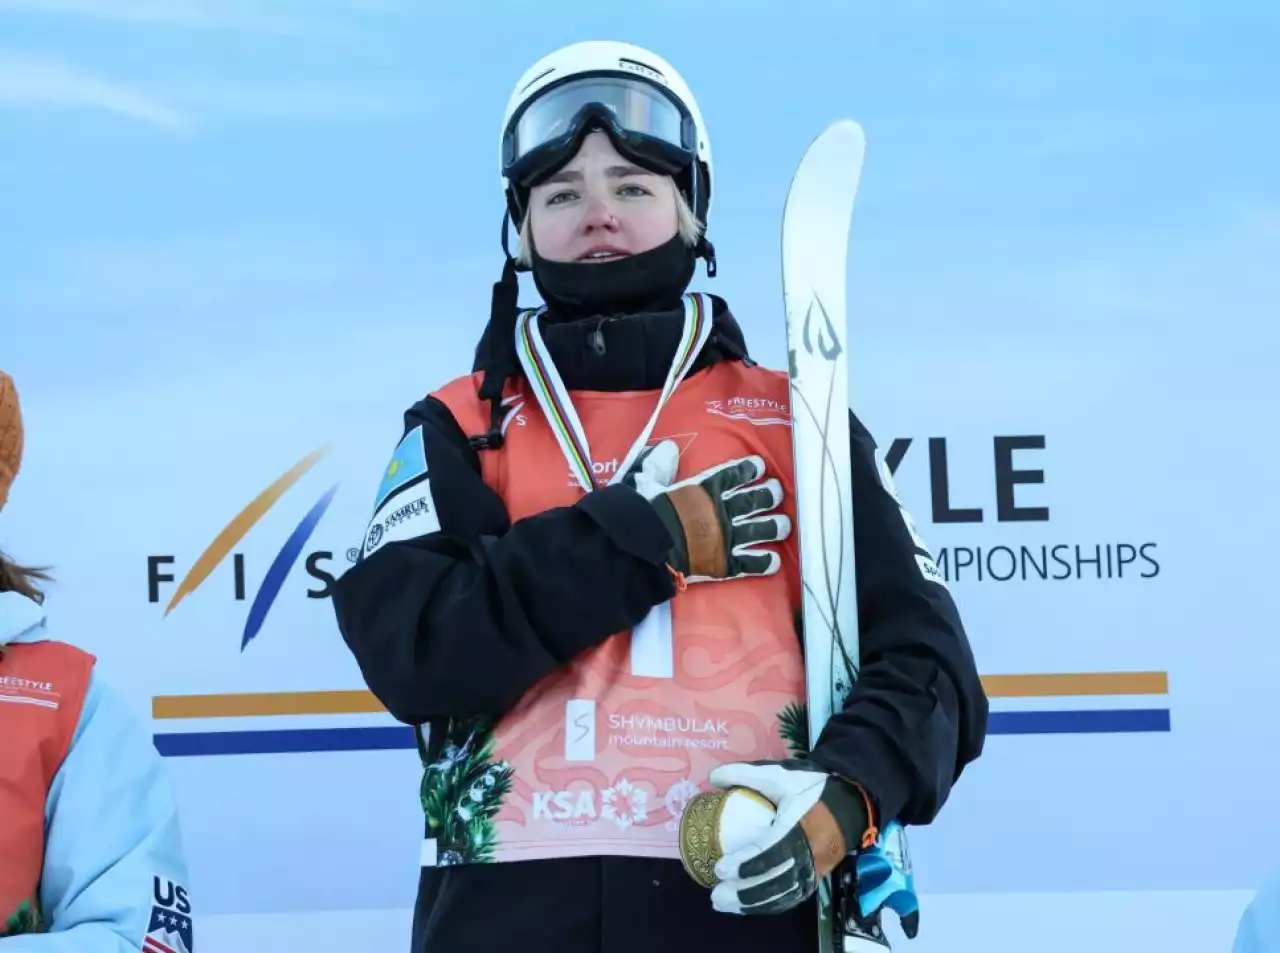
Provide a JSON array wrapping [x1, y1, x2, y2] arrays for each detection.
[[147, 444, 346, 651]]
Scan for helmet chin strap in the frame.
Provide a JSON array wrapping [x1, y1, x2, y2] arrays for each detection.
[[697, 234, 718, 278]]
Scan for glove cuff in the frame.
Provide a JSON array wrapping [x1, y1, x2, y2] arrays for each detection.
[[821, 775, 880, 852], [665, 484, 728, 578]]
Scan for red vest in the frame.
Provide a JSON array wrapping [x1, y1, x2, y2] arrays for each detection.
[[428, 352, 806, 865], [0, 639, 95, 936]]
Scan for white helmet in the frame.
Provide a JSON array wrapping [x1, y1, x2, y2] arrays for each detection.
[[498, 40, 713, 233]]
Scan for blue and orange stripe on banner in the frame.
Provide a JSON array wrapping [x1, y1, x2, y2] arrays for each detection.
[[982, 671, 1170, 734], [150, 671, 1171, 757]]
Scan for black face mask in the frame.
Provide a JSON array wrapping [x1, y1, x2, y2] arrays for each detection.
[[530, 232, 698, 322]]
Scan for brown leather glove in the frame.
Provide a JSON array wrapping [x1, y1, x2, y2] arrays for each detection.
[[637, 449, 790, 583]]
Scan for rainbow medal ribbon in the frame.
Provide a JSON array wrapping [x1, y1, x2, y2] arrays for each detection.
[[514, 293, 711, 493], [514, 293, 713, 680]]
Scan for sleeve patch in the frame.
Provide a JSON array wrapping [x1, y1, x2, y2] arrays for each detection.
[[874, 450, 903, 504], [875, 448, 946, 587], [372, 425, 429, 513], [916, 552, 948, 589], [147, 875, 193, 953], [363, 481, 441, 557]]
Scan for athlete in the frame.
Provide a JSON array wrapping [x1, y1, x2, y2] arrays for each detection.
[[331, 40, 988, 953], [0, 370, 195, 952], [1234, 866, 1280, 952]]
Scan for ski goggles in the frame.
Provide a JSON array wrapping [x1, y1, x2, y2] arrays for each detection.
[[501, 74, 698, 190]]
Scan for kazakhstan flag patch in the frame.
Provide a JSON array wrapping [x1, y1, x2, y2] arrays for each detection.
[[373, 425, 428, 512]]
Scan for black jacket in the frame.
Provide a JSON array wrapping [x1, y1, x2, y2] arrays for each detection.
[[330, 296, 988, 953]]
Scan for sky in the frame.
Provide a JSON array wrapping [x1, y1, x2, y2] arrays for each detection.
[[2, 0, 1276, 409], [2, 0, 1280, 915]]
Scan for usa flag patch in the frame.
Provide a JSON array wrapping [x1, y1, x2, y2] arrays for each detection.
[[143, 876, 193, 953]]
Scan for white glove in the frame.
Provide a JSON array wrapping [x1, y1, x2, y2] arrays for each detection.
[[707, 759, 875, 916]]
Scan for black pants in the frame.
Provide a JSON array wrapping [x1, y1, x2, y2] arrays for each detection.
[[412, 855, 817, 953]]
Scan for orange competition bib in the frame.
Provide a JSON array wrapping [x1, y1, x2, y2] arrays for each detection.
[[424, 293, 806, 865]]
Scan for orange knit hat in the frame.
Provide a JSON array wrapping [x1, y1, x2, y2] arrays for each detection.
[[0, 371, 23, 512]]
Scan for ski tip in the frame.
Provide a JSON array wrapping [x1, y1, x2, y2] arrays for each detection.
[[830, 117, 865, 134], [817, 117, 866, 146], [790, 118, 867, 180], [901, 910, 919, 939]]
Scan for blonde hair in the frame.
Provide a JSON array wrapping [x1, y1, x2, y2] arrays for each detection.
[[515, 187, 703, 268]]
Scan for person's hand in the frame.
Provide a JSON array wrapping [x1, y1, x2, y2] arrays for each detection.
[[627, 442, 790, 583], [622, 439, 681, 498], [705, 759, 876, 916]]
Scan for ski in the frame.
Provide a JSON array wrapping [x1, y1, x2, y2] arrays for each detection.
[[781, 119, 918, 952]]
